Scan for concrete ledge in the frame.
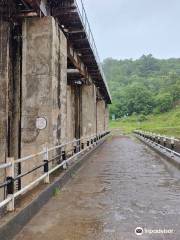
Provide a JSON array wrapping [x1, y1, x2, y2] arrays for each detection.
[[0, 139, 106, 240], [135, 134, 180, 170]]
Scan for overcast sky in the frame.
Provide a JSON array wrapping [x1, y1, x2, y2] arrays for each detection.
[[81, 0, 180, 60]]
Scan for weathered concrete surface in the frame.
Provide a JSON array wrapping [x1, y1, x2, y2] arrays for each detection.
[[0, 21, 10, 200], [97, 100, 105, 133], [21, 17, 67, 185], [82, 84, 96, 137], [104, 104, 109, 131], [8, 24, 22, 161], [0, 15, 109, 202], [59, 28, 67, 145], [13, 135, 180, 240], [22, 17, 59, 150], [66, 85, 75, 153]]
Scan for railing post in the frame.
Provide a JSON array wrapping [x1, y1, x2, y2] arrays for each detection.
[[170, 137, 175, 150], [74, 144, 77, 154], [163, 137, 167, 147], [81, 142, 84, 150], [6, 157, 15, 212], [43, 145, 50, 184], [62, 150, 67, 169], [78, 141, 80, 152]]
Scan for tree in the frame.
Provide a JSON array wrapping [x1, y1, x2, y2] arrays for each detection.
[[155, 93, 173, 113], [138, 54, 160, 76], [124, 84, 154, 115], [103, 55, 180, 118]]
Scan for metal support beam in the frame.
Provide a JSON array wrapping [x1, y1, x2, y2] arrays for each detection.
[[67, 43, 90, 81]]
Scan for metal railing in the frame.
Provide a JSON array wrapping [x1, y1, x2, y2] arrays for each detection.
[[75, 0, 111, 99], [0, 131, 110, 212], [134, 130, 180, 158]]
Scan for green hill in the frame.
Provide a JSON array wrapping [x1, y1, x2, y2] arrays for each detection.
[[103, 55, 180, 118]]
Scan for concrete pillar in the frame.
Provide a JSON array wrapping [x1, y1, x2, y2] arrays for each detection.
[[66, 85, 75, 142], [97, 100, 106, 133], [82, 84, 96, 137], [21, 16, 67, 185], [66, 85, 75, 154], [59, 30, 67, 144], [105, 104, 109, 131], [0, 21, 10, 200]]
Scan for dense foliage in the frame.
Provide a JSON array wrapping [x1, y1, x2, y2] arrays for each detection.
[[103, 54, 180, 118]]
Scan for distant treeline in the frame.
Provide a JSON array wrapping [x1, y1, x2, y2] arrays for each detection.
[[103, 54, 180, 118]]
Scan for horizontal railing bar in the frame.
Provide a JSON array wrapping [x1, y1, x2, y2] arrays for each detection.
[[0, 131, 110, 211], [0, 197, 12, 209], [0, 162, 12, 169], [14, 133, 102, 164], [15, 150, 45, 164], [14, 173, 48, 198], [151, 141, 180, 157], [48, 154, 62, 163], [134, 130, 179, 142], [14, 163, 45, 181], [47, 134, 97, 152], [0, 179, 11, 189], [0, 132, 108, 170], [48, 161, 65, 175], [134, 131, 180, 158], [65, 146, 89, 164]]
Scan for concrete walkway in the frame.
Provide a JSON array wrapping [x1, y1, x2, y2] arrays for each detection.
[[14, 135, 180, 240]]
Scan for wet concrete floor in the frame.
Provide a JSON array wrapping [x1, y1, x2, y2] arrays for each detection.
[[14, 135, 180, 240]]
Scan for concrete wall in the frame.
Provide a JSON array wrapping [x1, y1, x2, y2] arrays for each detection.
[[0, 21, 10, 200], [97, 100, 106, 133], [0, 21, 22, 199], [0, 15, 109, 198], [59, 30, 67, 145], [21, 17, 67, 185], [81, 84, 96, 137], [0, 21, 9, 163], [66, 85, 75, 153], [66, 83, 110, 145], [105, 104, 109, 131]]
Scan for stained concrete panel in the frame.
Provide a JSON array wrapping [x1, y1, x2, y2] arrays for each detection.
[[105, 104, 109, 131], [21, 17, 67, 186], [97, 100, 106, 133], [66, 85, 75, 153], [0, 22, 9, 161], [82, 84, 96, 137], [0, 15, 109, 202], [59, 30, 67, 145], [0, 21, 10, 200]]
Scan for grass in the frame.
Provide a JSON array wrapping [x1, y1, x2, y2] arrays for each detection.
[[109, 106, 180, 138], [53, 187, 61, 196]]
